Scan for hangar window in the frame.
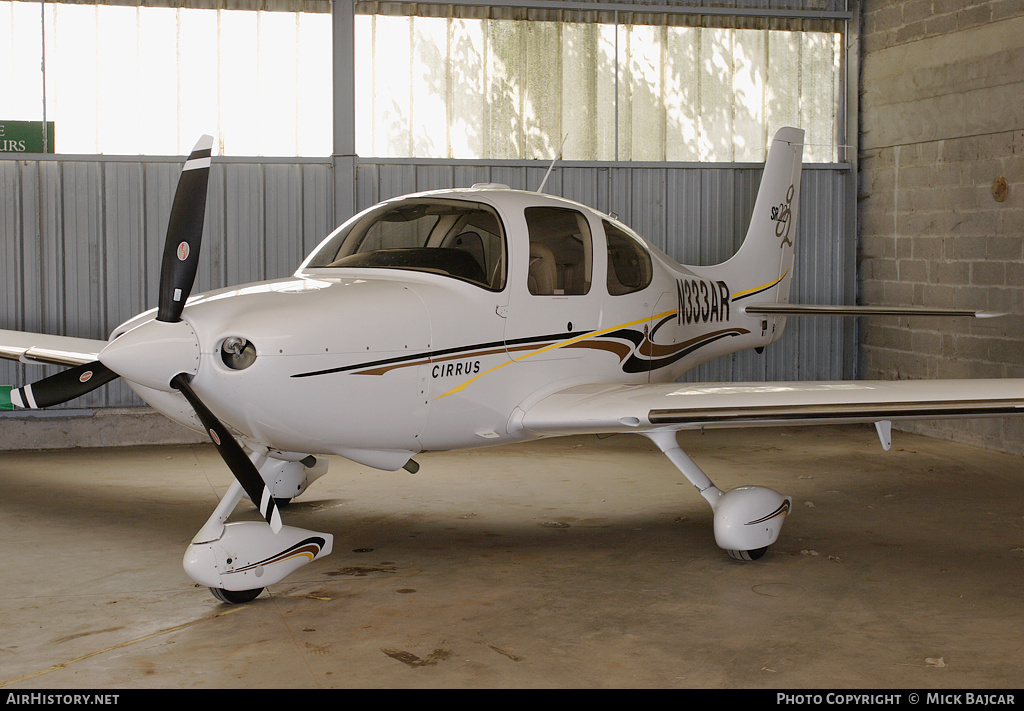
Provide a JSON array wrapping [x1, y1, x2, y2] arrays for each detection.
[[525, 207, 592, 296], [1, 0, 331, 155], [355, 6, 843, 163], [303, 199, 507, 291]]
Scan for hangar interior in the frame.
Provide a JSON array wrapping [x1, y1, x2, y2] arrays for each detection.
[[1, 0, 1023, 689]]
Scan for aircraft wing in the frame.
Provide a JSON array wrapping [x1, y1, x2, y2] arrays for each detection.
[[516, 379, 1024, 436], [0, 328, 108, 367]]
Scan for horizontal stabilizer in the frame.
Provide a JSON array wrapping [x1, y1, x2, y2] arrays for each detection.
[[741, 304, 1006, 319]]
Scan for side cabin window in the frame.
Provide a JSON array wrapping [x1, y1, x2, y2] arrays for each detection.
[[604, 220, 653, 295], [525, 207, 592, 296], [304, 199, 507, 291]]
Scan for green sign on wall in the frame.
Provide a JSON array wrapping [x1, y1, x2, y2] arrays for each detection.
[[0, 121, 55, 154]]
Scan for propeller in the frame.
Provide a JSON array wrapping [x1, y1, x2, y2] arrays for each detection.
[[4, 135, 284, 533], [153, 137, 283, 531]]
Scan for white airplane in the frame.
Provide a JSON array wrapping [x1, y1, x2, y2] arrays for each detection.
[[3, 128, 1023, 604]]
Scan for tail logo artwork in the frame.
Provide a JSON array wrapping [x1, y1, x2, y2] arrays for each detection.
[[771, 184, 796, 247]]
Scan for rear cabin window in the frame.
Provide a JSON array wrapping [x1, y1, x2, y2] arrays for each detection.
[[604, 220, 653, 295], [524, 207, 592, 296], [304, 199, 507, 291]]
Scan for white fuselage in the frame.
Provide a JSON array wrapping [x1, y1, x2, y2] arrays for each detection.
[[111, 189, 777, 470]]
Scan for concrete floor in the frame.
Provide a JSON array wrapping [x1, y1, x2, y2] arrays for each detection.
[[0, 425, 1022, 689]]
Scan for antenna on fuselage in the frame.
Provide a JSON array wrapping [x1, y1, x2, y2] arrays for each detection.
[[537, 133, 569, 194]]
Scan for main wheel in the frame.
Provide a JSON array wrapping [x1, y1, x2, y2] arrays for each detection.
[[727, 547, 768, 561], [210, 586, 264, 604]]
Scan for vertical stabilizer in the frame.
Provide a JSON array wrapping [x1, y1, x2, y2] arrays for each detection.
[[699, 127, 804, 310]]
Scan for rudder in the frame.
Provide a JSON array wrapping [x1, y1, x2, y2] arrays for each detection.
[[698, 127, 804, 312]]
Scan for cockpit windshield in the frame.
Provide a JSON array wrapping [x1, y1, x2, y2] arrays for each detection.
[[303, 198, 507, 291]]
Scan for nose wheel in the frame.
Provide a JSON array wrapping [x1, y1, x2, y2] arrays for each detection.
[[210, 586, 264, 604], [727, 547, 768, 562]]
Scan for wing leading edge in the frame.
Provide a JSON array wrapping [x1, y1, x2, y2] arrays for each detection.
[[515, 379, 1024, 436], [0, 328, 108, 367]]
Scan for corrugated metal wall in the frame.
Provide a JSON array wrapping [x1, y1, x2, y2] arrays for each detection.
[[1, 154, 851, 410]]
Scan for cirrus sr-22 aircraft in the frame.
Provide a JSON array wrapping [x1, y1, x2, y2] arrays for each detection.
[[3, 128, 1024, 603]]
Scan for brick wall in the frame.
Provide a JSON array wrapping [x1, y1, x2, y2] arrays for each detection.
[[858, 0, 1024, 452]]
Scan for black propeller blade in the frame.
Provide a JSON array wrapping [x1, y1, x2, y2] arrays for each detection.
[[2, 361, 118, 410], [170, 373, 282, 533], [157, 135, 213, 324]]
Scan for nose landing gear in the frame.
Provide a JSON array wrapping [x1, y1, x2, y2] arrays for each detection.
[[184, 475, 333, 603]]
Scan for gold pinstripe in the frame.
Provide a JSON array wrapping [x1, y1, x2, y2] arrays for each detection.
[[730, 267, 790, 301], [436, 308, 679, 399]]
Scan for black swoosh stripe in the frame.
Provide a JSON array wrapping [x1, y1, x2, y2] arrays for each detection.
[[622, 328, 748, 374], [291, 331, 589, 379]]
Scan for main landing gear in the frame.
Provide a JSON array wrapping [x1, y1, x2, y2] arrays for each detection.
[[183, 452, 333, 603], [644, 431, 791, 560]]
